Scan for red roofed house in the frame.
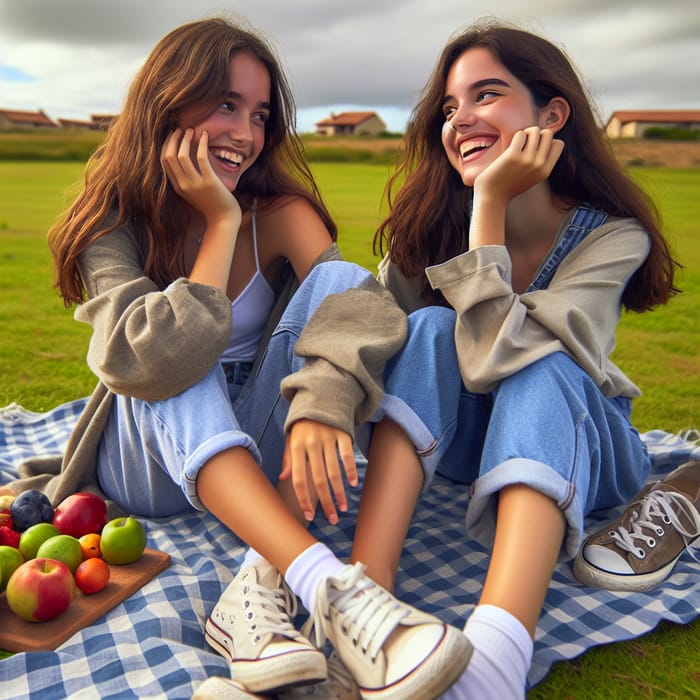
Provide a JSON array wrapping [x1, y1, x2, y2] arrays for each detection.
[[605, 110, 700, 138], [315, 111, 386, 136], [0, 108, 56, 130]]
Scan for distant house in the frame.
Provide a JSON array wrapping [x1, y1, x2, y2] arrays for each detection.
[[90, 114, 118, 130], [57, 117, 96, 130], [315, 111, 386, 136], [605, 110, 700, 138], [0, 108, 56, 130]]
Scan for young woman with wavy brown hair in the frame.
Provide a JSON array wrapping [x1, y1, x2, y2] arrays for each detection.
[[11, 16, 471, 700]]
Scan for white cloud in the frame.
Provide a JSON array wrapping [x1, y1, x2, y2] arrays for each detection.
[[0, 0, 697, 133]]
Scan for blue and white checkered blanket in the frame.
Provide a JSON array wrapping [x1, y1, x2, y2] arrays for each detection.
[[1, 399, 699, 699]]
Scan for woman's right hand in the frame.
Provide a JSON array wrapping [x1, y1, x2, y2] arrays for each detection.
[[162, 128, 241, 292], [280, 419, 358, 526], [468, 126, 564, 249], [473, 126, 564, 207], [160, 128, 241, 229]]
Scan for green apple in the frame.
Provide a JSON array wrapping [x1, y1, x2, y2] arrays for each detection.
[[0, 545, 24, 591], [36, 534, 83, 574], [100, 517, 147, 565], [19, 522, 61, 560]]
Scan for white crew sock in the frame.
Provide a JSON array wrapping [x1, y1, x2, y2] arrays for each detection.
[[284, 542, 347, 614], [240, 547, 265, 569], [439, 604, 533, 700]]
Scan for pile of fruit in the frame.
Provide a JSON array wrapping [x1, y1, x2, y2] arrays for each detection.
[[0, 490, 147, 622]]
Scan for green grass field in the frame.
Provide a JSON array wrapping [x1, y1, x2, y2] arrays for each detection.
[[0, 161, 698, 695]]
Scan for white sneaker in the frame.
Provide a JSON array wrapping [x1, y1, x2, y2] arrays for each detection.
[[192, 676, 271, 699], [205, 562, 327, 693], [307, 563, 473, 700], [281, 652, 360, 700]]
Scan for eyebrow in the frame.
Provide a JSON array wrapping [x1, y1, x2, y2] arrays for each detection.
[[227, 90, 271, 110], [442, 77, 511, 106], [470, 78, 510, 90]]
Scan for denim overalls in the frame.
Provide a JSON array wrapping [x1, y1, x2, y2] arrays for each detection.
[[372, 205, 650, 556], [97, 207, 649, 556]]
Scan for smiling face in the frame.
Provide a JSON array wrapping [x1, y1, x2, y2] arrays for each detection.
[[440, 47, 543, 187], [181, 50, 271, 192]]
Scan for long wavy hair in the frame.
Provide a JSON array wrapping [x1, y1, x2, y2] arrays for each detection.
[[50, 16, 337, 306], [374, 20, 679, 311]]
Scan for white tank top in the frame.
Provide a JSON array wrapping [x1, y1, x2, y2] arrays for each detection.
[[219, 203, 275, 363]]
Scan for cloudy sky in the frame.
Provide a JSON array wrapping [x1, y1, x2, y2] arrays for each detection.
[[0, 0, 697, 133]]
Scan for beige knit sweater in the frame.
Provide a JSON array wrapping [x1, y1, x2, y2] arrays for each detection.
[[12, 221, 406, 512]]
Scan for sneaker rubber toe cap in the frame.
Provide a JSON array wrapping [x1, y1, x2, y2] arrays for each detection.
[[583, 544, 635, 575]]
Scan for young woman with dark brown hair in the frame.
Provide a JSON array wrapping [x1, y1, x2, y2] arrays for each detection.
[[282, 20, 680, 699]]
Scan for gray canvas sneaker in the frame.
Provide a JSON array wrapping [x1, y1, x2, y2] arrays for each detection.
[[205, 561, 327, 693], [306, 562, 472, 700], [573, 461, 700, 591], [281, 652, 360, 700], [192, 676, 271, 699]]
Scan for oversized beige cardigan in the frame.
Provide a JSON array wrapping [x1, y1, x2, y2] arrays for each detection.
[[12, 210, 650, 510], [12, 222, 407, 513], [377, 210, 650, 398]]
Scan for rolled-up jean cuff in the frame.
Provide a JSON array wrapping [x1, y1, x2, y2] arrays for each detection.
[[182, 431, 263, 511], [466, 458, 584, 558], [367, 393, 441, 489]]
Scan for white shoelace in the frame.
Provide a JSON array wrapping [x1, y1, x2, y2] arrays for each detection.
[[241, 574, 302, 643], [609, 489, 700, 562], [310, 562, 412, 663]]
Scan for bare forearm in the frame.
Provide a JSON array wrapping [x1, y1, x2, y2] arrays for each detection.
[[188, 216, 240, 294], [469, 194, 507, 249]]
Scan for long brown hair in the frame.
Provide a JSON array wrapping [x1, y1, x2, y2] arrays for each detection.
[[50, 16, 336, 306], [375, 20, 680, 311]]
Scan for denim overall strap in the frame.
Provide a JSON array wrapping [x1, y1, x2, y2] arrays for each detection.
[[527, 205, 608, 292]]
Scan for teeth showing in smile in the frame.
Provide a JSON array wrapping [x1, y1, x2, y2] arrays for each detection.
[[459, 138, 495, 158], [211, 148, 243, 166]]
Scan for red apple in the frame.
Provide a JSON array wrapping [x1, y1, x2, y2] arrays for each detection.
[[100, 517, 147, 565], [52, 492, 108, 538], [6, 558, 76, 622]]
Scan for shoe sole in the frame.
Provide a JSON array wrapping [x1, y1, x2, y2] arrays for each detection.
[[205, 623, 328, 693], [572, 542, 695, 592], [358, 624, 473, 700], [193, 677, 270, 699]]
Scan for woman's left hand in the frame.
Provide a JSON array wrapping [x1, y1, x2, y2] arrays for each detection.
[[280, 419, 358, 525]]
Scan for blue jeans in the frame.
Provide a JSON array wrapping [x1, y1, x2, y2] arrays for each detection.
[[97, 261, 383, 517], [378, 306, 651, 556]]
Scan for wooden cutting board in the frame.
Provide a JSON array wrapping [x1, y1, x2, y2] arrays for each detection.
[[0, 548, 171, 652]]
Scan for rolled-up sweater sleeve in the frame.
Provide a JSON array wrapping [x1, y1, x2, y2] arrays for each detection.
[[74, 225, 232, 401], [425, 218, 650, 397], [281, 277, 407, 436]]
